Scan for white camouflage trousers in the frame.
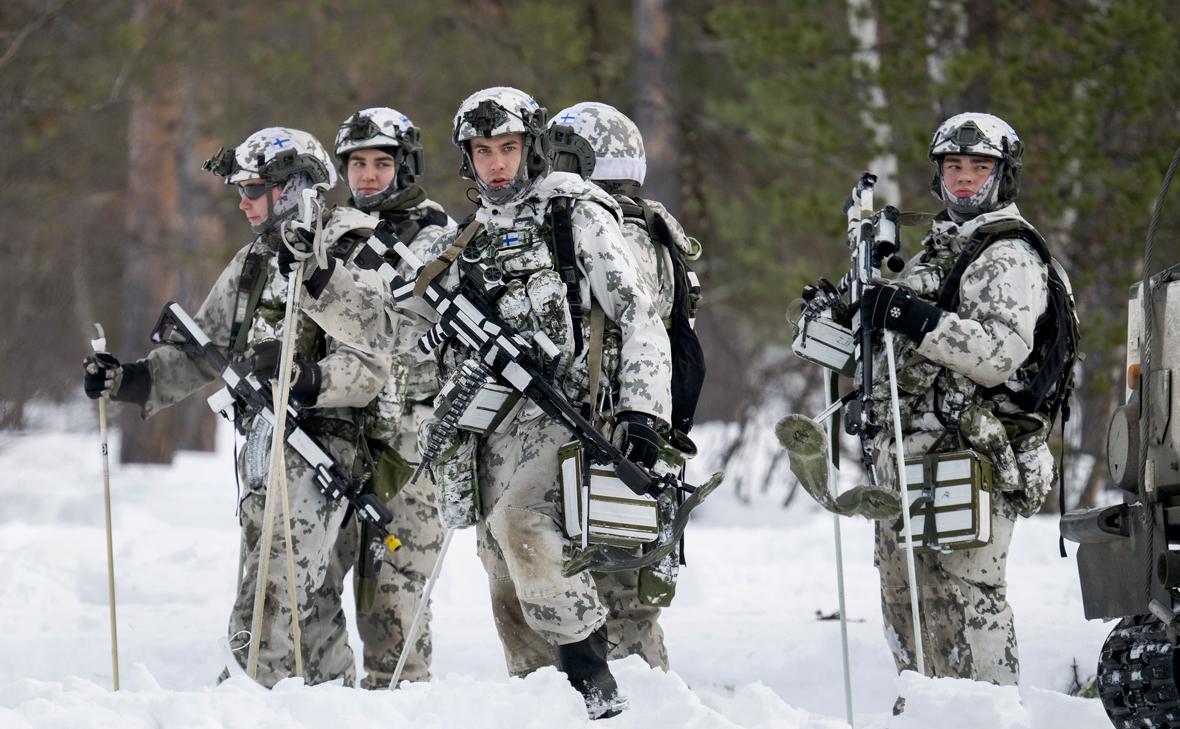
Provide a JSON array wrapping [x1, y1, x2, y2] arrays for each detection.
[[226, 434, 355, 687], [475, 414, 608, 658], [875, 509, 1020, 685]]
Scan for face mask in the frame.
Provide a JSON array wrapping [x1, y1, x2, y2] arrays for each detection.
[[941, 165, 998, 218], [254, 172, 312, 234]]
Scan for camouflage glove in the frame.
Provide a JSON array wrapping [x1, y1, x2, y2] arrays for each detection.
[[861, 283, 942, 345], [614, 411, 661, 469], [82, 354, 150, 405]]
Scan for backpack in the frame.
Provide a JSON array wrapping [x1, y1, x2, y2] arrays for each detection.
[[558, 195, 706, 435], [935, 220, 1080, 427]]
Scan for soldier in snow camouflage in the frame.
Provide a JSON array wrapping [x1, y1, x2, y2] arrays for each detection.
[[324, 107, 456, 688], [781, 113, 1070, 689], [479, 101, 705, 675], [83, 127, 393, 687], [399, 87, 671, 719]]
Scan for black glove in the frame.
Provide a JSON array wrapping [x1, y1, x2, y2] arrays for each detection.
[[247, 340, 320, 407], [614, 411, 662, 469], [83, 354, 151, 405], [83, 353, 121, 400], [278, 228, 335, 299], [861, 283, 942, 345], [247, 339, 282, 381], [290, 362, 322, 408]]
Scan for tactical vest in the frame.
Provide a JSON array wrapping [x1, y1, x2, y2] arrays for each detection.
[[454, 198, 622, 409], [229, 209, 376, 442]]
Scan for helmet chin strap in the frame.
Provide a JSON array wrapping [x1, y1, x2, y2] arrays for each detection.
[[476, 151, 538, 206]]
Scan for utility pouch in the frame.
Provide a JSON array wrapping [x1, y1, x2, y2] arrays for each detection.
[[356, 520, 387, 615], [368, 441, 414, 504], [897, 448, 994, 551], [638, 488, 680, 606], [419, 420, 480, 529], [789, 299, 855, 377], [434, 359, 523, 435], [559, 440, 659, 547]]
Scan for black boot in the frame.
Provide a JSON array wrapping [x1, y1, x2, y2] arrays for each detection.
[[557, 627, 627, 719]]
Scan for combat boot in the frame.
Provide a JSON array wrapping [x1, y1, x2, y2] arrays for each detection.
[[557, 627, 628, 719]]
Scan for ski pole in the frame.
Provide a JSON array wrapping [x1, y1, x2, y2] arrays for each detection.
[[389, 528, 454, 689], [884, 332, 925, 676], [247, 259, 307, 680], [90, 323, 121, 691], [825, 369, 854, 727]]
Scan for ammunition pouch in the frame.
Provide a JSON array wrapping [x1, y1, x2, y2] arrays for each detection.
[[419, 419, 480, 529], [559, 440, 660, 547], [897, 446, 994, 552]]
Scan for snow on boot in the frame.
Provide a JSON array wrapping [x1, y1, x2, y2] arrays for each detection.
[[558, 628, 628, 719]]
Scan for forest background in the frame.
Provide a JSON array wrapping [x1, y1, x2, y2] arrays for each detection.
[[3, 0, 1179, 513]]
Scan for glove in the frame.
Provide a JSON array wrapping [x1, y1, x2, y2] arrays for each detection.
[[861, 283, 942, 345], [289, 362, 322, 408], [247, 339, 282, 381], [83, 353, 121, 400], [614, 411, 662, 469], [246, 340, 321, 408], [83, 354, 151, 405], [278, 227, 335, 298]]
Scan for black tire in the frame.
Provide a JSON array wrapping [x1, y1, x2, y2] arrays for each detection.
[[1098, 615, 1180, 728]]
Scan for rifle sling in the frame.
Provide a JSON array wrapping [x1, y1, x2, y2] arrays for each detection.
[[587, 302, 605, 423], [414, 218, 482, 298]]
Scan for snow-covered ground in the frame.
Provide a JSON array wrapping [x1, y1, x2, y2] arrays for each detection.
[[0, 411, 1116, 728]]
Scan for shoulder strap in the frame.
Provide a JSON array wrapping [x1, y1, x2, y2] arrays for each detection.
[[549, 196, 585, 356], [230, 248, 269, 354], [414, 218, 482, 298], [937, 224, 1052, 311], [587, 303, 605, 423]]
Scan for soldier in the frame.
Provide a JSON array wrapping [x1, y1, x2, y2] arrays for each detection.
[[784, 113, 1073, 695], [82, 127, 394, 687], [401, 87, 671, 719], [328, 107, 456, 688], [481, 101, 706, 675]]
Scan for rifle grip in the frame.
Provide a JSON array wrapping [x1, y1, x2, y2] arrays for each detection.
[[615, 458, 656, 498]]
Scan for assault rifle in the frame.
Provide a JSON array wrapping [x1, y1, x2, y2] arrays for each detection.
[[149, 301, 395, 539], [356, 220, 689, 500], [840, 172, 903, 483], [354, 220, 722, 573]]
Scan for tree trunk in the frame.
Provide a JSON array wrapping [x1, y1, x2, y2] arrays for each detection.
[[633, 0, 679, 212], [846, 0, 900, 204], [119, 0, 183, 464]]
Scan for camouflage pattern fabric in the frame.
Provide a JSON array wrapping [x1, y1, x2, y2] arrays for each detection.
[[227, 434, 356, 687], [477, 414, 610, 647], [328, 462, 445, 688], [865, 203, 1050, 685], [335, 196, 455, 687], [875, 512, 1020, 685], [130, 212, 392, 686]]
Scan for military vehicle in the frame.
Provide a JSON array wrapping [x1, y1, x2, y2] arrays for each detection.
[[1062, 262, 1180, 727]]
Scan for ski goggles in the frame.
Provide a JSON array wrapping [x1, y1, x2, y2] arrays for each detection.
[[237, 182, 276, 200]]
